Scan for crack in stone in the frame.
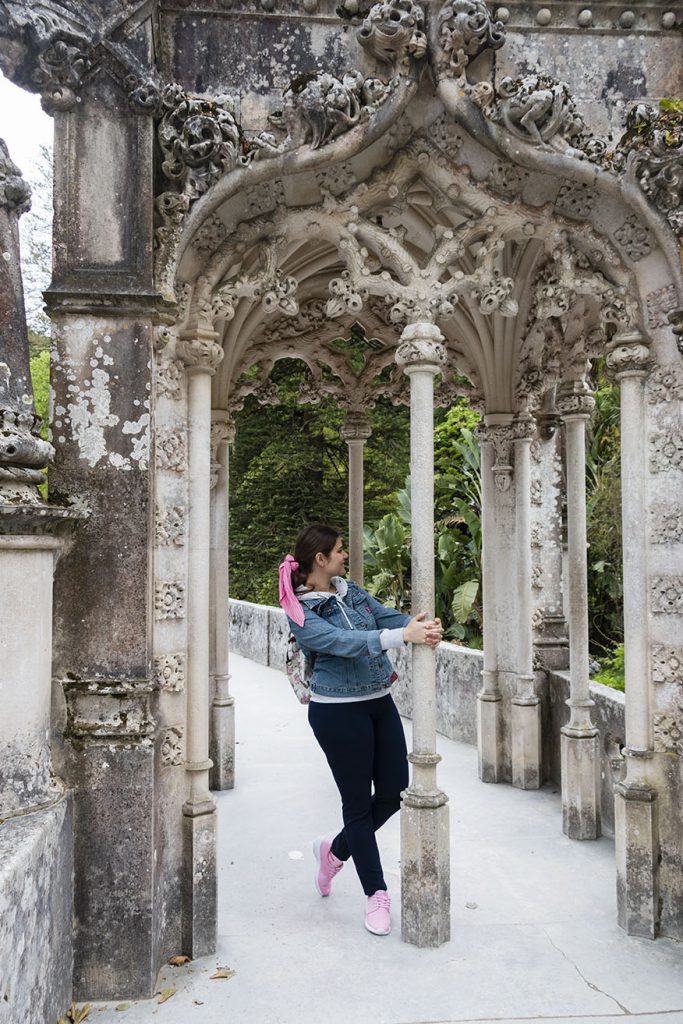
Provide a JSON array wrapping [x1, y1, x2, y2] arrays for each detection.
[[542, 928, 631, 1015]]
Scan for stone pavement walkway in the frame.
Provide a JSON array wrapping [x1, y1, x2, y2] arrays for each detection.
[[92, 654, 683, 1024]]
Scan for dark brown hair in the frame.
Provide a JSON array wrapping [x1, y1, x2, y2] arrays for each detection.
[[291, 523, 341, 587]]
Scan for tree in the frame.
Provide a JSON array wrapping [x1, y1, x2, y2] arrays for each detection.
[[19, 142, 53, 336]]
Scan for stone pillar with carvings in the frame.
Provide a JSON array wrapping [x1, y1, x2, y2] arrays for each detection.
[[511, 415, 543, 790], [341, 411, 372, 585], [0, 139, 78, 1023], [177, 329, 224, 956], [530, 403, 569, 673], [475, 423, 503, 782], [209, 411, 236, 791], [395, 322, 450, 948], [607, 329, 659, 938], [557, 377, 601, 840]]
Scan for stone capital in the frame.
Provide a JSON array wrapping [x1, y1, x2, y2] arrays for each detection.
[[606, 328, 652, 380], [177, 332, 224, 375], [556, 378, 596, 419], [476, 417, 534, 492], [395, 322, 447, 373], [341, 412, 372, 443]]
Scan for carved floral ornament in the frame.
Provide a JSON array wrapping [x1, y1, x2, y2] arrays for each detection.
[[475, 418, 535, 492]]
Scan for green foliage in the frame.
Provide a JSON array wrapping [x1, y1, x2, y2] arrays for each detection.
[[593, 643, 625, 692], [229, 358, 409, 604], [29, 349, 50, 440], [363, 406, 483, 646], [586, 362, 623, 656]]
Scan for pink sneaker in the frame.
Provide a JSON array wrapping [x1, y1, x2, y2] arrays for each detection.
[[365, 889, 391, 935], [312, 836, 344, 897]]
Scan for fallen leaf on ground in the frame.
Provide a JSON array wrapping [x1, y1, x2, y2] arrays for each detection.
[[210, 967, 236, 980], [192, 1000, 204, 1005], [114, 1005, 130, 1012], [157, 986, 177, 1004], [168, 955, 191, 966]]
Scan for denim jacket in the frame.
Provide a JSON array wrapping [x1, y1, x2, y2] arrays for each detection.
[[286, 579, 411, 699]]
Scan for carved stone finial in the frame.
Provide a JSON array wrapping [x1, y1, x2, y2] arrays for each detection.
[[605, 327, 652, 379], [358, 0, 427, 67], [395, 322, 447, 371], [436, 0, 506, 81]]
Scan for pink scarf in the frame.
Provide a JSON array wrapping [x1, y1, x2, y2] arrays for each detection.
[[278, 554, 305, 626]]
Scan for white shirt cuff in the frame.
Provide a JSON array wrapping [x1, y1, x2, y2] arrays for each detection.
[[380, 627, 407, 650]]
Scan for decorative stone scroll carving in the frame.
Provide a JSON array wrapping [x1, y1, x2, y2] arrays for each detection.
[[210, 419, 233, 490], [357, 0, 427, 67], [155, 581, 186, 620], [437, 0, 506, 80], [649, 431, 683, 472], [650, 505, 683, 544], [155, 503, 186, 547], [155, 358, 184, 401], [154, 653, 187, 693], [177, 337, 224, 373], [653, 709, 683, 756], [614, 214, 652, 261], [244, 180, 286, 218], [155, 430, 187, 473], [490, 75, 591, 148], [192, 215, 227, 257], [0, 139, 31, 213], [158, 85, 241, 199], [652, 645, 683, 686], [0, 4, 94, 112], [426, 112, 463, 155], [161, 725, 185, 766], [316, 162, 356, 197], [395, 324, 447, 368], [651, 577, 683, 615], [266, 71, 394, 153], [646, 285, 678, 330], [476, 419, 533, 492], [486, 161, 529, 198], [646, 366, 683, 404], [613, 102, 683, 236], [554, 181, 597, 220]]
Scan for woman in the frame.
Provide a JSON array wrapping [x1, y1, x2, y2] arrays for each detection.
[[278, 523, 442, 936]]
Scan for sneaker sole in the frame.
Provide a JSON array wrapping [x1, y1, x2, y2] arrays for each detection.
[[312, 837, 328, 897], [365, 919, 391, 936]]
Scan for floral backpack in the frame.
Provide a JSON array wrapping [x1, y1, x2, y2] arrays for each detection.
[[285, 635, 316, 704]]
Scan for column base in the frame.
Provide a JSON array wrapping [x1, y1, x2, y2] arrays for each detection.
[[209, 697, 235, 791], [511, 698, 541, 790], [182, 806, 217, 957], [477, 691, 503, 783], [561, 730, 601, 839], [615, 780, 659, 939], [400, 792, 450, 947]]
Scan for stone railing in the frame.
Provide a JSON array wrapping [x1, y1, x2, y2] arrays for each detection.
[[229, 599, 626, 834]]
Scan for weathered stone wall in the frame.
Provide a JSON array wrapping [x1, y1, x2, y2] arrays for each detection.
[[229, 599, 626, 831], [0, 798, 73, 1024]]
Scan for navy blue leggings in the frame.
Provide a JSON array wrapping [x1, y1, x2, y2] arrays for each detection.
[[308, 694, 409, 896]]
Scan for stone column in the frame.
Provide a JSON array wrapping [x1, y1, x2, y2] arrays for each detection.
[[511, 417, 542, 790], [341, 411, 372, 585], [607, 330, 659, 938], [557, 378, 601, 840], [475, 426, 503, 782], [0, 139, 76, 1023], [395, 322, 450, 948], [209, 411, 235, 791], [177, 330, 224, 956]]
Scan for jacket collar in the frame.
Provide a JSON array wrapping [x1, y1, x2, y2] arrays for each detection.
[[297, 575, 349, 607]]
